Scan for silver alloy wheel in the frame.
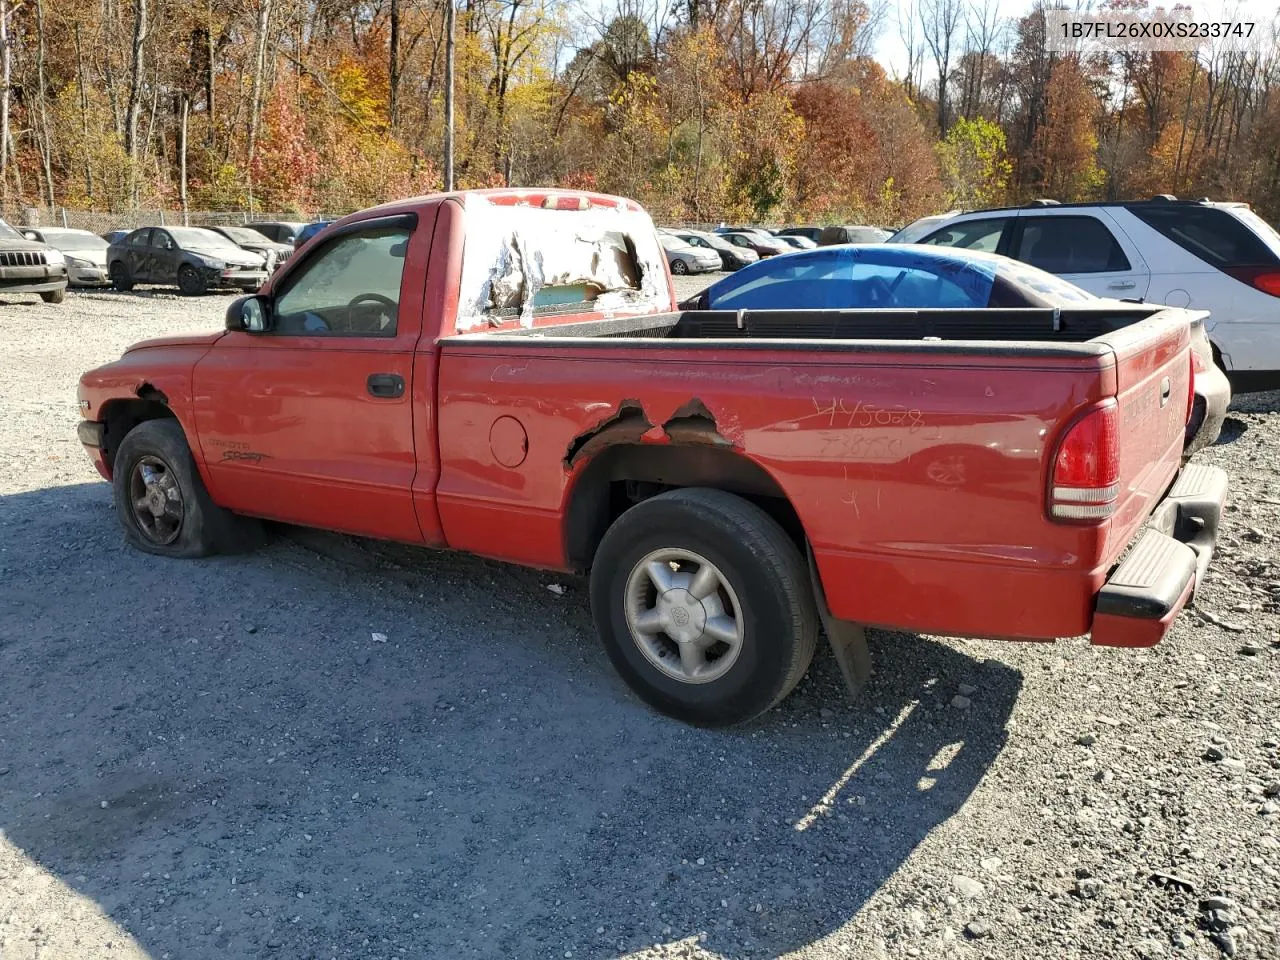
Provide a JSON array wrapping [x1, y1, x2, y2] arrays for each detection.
[[623, 547, 744, 684], [128, 455, 184, 545]]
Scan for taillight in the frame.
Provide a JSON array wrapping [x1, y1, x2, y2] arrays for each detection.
[[1223, 265, 1280, 297], [1050, 400, 1119, 521]]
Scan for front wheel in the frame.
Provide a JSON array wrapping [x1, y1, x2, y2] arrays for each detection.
[[177, 265, 208, 296], [590, 488, 818, 726], [670, 259, 689, 275], [40, 288, 65, 304], [112, 418, 264, 558], [109, 261, 133, 292]]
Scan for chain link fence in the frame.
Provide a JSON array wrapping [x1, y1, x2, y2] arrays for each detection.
[[1, 206, 327, 235]]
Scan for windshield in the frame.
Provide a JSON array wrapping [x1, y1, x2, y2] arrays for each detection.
[[41, 229, 108, 253], [218, 226, 273, 245], [996, 261, 1096, 303], [659, 235, 685, 251], [168, 227, 241, 251], [0, 219, 24, 241]]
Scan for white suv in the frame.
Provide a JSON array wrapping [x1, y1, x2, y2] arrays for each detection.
[[899, 198, 1280, 392]]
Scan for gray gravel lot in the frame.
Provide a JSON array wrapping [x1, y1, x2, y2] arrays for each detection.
[[1, 282, 1278, 960]]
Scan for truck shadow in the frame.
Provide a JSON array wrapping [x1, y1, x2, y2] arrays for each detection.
[[1, 482, 1020, 959]]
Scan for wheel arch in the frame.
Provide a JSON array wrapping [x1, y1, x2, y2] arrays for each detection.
[[562, 440, 807, 573], [100, 388, 179, 473]]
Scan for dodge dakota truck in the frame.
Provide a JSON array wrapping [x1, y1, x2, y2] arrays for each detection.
[[77, 189, 1228, 726]]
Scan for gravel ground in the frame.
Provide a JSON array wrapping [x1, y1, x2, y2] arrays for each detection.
[[1, 282, 1278, 960]]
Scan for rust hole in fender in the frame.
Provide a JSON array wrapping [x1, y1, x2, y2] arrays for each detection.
[[661, 397, 733, 447], [564, 399, 652, 467]]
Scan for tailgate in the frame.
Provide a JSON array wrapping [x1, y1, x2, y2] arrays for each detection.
[[1096, 308, 1193, 565]]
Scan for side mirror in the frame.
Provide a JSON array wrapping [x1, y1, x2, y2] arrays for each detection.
[[226, 295, 270, 333]]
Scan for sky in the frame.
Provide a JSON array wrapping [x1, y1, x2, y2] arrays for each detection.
[[871, 0, 1277, 86]]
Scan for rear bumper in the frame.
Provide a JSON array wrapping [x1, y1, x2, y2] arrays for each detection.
[[1225, 369, 1280, 394], [1185, 364, 1231, 456], [1090, 463, 1228, 648]]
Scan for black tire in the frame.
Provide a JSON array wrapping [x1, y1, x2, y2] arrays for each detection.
[[112, 418, 264, 558], [177, 264, 208, 297], [109, 261, 133, 292], [40, 288, 65, 304], [590, 488, 818, 726], [670, 259, 689, 275]]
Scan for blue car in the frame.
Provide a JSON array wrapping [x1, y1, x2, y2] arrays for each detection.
[[295, 221, 333, 247], [679, 244, 1098, 311]]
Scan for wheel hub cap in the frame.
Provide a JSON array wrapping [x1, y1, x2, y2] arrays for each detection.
[[623, 548, 744, 684], [128, 456, 184, 545], [657, 587, 707, 644]]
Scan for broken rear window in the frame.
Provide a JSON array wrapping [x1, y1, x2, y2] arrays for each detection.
[[456, 195, 670, 330]]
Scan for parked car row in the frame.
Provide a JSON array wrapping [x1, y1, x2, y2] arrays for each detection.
[[887, 195, 1280, 393], [654, 222, 898, 273], [1, 217, 334, 300]]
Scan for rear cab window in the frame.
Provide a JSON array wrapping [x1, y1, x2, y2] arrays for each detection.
[[1127, 204, 1280, 267], [455, 194, 671, 331], [1013, 216, 1130, 273]]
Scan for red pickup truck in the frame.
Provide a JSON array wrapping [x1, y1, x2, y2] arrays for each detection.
[[77, 189, 1227, 726]]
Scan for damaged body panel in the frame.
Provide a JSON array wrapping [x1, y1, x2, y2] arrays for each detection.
[[454, 193, 673, 330]]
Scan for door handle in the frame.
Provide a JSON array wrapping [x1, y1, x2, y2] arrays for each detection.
[[1108, 280, 1136, 290], [366, 373, 405, 398]]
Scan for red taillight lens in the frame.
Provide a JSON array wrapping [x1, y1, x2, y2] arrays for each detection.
[[1223, 265, 1280, 297], [1051, 400, 1120, 521]]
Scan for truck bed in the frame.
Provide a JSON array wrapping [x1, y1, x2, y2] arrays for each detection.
[[437, 303, 1194, 641]]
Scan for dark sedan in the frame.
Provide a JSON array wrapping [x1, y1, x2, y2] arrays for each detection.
[[719, 231, 792, 258], [777, 226, 823, 244], [207, 225, 294, 271], [669, 229, 758, 270], [248, 221, 308, 245], [107, 227, 269, 296]]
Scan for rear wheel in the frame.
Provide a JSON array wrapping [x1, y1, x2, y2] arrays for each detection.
[[177, 265, 208, 297], [109, 261, 133, 292], [590, 488, 818, 726], [112, 419, 264, 558], [670, 259, 689, 275], [40, 288, 65, 304]]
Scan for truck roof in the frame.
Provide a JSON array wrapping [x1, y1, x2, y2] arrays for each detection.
[[351, 188, 648, 221]]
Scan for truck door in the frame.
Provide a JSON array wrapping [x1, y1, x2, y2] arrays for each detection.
[[1009, 211, 1151, 300], [192, 210, 436, 543]]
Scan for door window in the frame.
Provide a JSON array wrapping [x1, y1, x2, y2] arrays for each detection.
[[1014, 216, 1131, 273], [127, 229, 151, 247], [272, 226, 411, 337], [920, 218, 1008, 253], [152, 231, 175, 251]]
